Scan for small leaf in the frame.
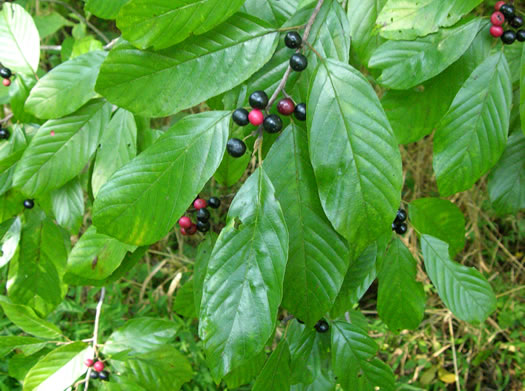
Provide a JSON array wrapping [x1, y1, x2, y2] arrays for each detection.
[[193, 233, 217, 314], [50, 178, 84, 233], [173, 280, 196, 318], [0, 217, 21, 268], [421, 235, 496, 323], [252, 339, 291, 391], [521, 45, 525, 133]]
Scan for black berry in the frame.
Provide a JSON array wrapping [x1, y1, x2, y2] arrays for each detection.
[[0, 67, 11, 79], [517, 30, 525, 42], [395, 209, 407, 223], [501, 30, 516, 44], [290, 53, 308, 72], [197, 219, 210, 233], [394, 223, 408, 235], [500, 4, 515, 19], [249, 90, 269, 109], [284, 31, 302, 49], [0, 128, 9, 140], [98, 371, 110, 381], [263, 114, 283, 134], [510, 15, 523, 28], [208, 197, 221, 209], [232, 108, 249, 126], [226, 138, 246, 158], [294, 103, 306, 121], [297, 318, 304, 324], [23, 199, 34, 209], [90, 371, 99, 379], [314, 320, 329, 333], [196, 208, 210, 222]]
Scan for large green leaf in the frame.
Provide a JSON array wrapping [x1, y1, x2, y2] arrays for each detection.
[[85, 0, 129, 19], [369, 19, 481, 89], [487, 132, 525, 215], [23, 342, 91, 391], [50, 178, 84, 233], [116, 0, 245, 50], [433, 52, 512, 196], [521, 44, 525, 134], [92, 108, 137, 197], [0, 3, 40, 75], [96, 15, 278, 117], [13, 100, 111, 196], [421, 235, 496, 323], [377, 0, 482, 40], [7, 210, 69, 316], [25, 51, 107, 119], [223, 353, 266, 389], [240, 0, 298, 26], [377, 237, 425, 331], [308, 59, 402, 254], [331, 321, 395, 391], [252, 339, 291, 391], [409, 198, 465, 256], [9, 74, 40, 124], [0, 217, 21, 268], [214, 151, 250, 187], [193, 233, 217, 314], [265, 124, 349, 326], [199, 168, 288, 380], [0, 296, 63, 339], [92, 111, 228, 245], [0, 336, 47, 356]]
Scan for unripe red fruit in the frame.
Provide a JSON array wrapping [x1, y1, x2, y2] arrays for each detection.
[[495, 1, 505, 11], [248, 109, 264, 126], [178, 216, 192, 229], [277, 98, 295, 116], [490, 11, 505, 26], [490, 25, 504, 37], [2, 79, 10, 87], [194, 198, 207, 209], [93, 361, 104, 372], [84, 359, 94, 367], [187, 223, 197, 235]]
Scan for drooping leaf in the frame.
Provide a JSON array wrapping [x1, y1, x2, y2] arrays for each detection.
[[377, 0, 482, 40], [116, 0, 246, 50], [199, 168, 288, 380], [287, 322, 317, 384], [0, 3, 40, 75], [369, 19, 481, 89], [13, 100, 112, 196], [308, 59, 402, 254], [96, 15, 278, 117], [193, 233, 217, 314], [433, 52, 512, 196], [85, 0, 129, 19], [377, 237, 425, 331], [265, 124, 349, 326], [0, 336, 47, 356], [409, 198, 465, 256], [92, 108, 137, 197], [50, 178, 84, 233], [487, 132, 525, 215], [22, 342, 91, 391], [240, 0, 299, 26], [252, 339, 291, 391], [92, 111, 229, 245], [0, 217, 21, 268], [421, 235, 496, 324]]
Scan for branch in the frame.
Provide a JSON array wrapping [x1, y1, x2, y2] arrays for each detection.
[[83, 287, 106, 391]]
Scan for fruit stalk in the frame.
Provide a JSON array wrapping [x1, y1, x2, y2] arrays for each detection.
[[83, 287, 106, 391]]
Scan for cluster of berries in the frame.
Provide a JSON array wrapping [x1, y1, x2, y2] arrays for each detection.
[[177, 196, 220, 236], [392, 208, 408, 235], [489, 2, 524, 44], [85, 359, 109, 381], [0, 66, 12, 87], [0, 127, 9, 140]]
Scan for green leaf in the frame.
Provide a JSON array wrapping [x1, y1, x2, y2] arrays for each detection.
[[117, 0, 245, 50], [9, 75, 41, 124], [223, 352, 266, 388], [71, 36, 103, 58], [331, 321, 395, 391], [521, 44, 525, 134], [193, 233, 217, 314], [0, 190, 25, 224], [433, 52, 512, 196], [173, 280, 196, 318], [50, 178, 84, 233], [214, 151, 250, 187], [0, 296, 63, 339], [369, 19, 481, 89], [252, 339, 291, 391], [101, 382, 147, 391], [85, 0, 129, 20], [308, 59, 402, 254], [0, 217, 21, 268], [65, 225, 135, 283], [265, 124, 349, 326], [420, 235, 496, 323], [0, 3, 40, 75], [7, 210, 69, 316], [92, 108, 137, 197], [377, 237, 425, 331], [377, 0, 482, 40], [199, 168, 288, 380], [103, 317, 179, 356], [287, 323, 317, 384], [240, 0, 299, 26], [487, 132, 525, 215], [13, 100, 112, 196], [33, 12, 73, 38], [22, 342, 91, 391], [409, 198, 466, 256], [0, 336, 47, 356], [92, 111, 228, 245], [96, 15, 278, 117], [25, 51, 107, 119]]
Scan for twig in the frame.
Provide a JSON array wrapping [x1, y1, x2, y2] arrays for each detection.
[[104, 38, 119, 50], [40, 45, 62, 51], [448, 315, 461, 391], [83, 287, 106, 391], [0, 113, 13, 125]]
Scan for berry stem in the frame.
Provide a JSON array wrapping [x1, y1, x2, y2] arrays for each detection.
[[83, 287, 106, 391], [303, 40, 324, 61], [276, 24, 308, 32]]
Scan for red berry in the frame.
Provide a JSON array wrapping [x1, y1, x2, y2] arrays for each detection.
[[187, 223, 197, 235], [50, 130, 55, 136], [490, 25, 504, 37], [84, 359, 94, 367], [93, 361, 104, 372], [495, 1, 505, 11], [194, 198, 207, 209], [2, 79, 10, 87], [490, 11, 505, 26], [248, 109, 264, 126], [277, 98, 295, 116], [178, 216, 192, 229]]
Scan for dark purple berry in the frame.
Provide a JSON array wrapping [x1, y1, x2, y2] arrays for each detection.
[[263, 114, 283, 134], [294, 103, 306, 121], [232, 108, 249, 126], [501, 30, 516, 44], [208, 197, 221, 209], [249, 91, 268, 109], [284, 31, 302, 49], [290, 53, 308, 72], [227, 138, 246, 158]]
